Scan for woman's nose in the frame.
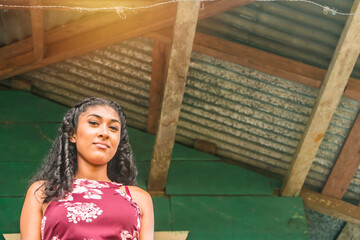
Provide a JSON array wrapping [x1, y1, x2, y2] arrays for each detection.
[[98, 125, 109, 138]]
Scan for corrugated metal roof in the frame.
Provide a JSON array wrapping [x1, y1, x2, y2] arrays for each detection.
[[177, 52, 360, 200], [21, 37, 152, 130], [197, 0, 360, 79], [18, 37, 360, 201]]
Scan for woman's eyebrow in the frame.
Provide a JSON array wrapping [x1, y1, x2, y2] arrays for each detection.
[[87, 113, 120, 123]]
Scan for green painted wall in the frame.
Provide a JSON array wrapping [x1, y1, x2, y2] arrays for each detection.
[[0, 90, 308, 239]]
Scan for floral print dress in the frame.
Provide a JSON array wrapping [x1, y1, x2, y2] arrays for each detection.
[[41, 179, 141, 240]]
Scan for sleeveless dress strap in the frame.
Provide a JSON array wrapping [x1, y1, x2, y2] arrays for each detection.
[[125, 185, 132, 199]]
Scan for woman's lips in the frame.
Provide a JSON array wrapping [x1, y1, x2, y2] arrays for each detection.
[[93, 142, 110, 149]]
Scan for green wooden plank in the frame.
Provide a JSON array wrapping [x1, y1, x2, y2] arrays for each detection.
[[0, 124, 58, 162], [171, 196, 308, 240], [0, 197, 24, 238], [128, 127, 219, 161], [153, 197, 172, 231], [136, 161, 150, 190], [0, 162, 41, 197], [0, 90, 67, 122], [166, 161, 280, 195]]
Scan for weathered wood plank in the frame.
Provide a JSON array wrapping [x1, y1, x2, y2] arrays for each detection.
[[281, 0, 360, 197], [0, 0, 158, 10], [0, 0, 254, 80], [322, 112, 360, 199], [147, 30, 360, 101], [29, 0, 44, 61], [147, 40, 170, 134], [300, 188, 360, 227], [147, 1, 200, 191], [337, 222, 360, 240], [0, 12, 119, 60]]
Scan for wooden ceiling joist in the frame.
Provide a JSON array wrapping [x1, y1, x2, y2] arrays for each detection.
[[322, 112, 360, 199], [147, 30, 360, 102], [147, 1, 200, 191], [0, 0, 159, 11], [0, 12, 125, 61], [29, 0, 44, 61], [0, 0, 253, 80], [281, 0, 360, 197], [301, 188, 360, 227]]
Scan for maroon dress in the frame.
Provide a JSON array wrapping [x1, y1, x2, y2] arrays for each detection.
[[41, 179, 141, 240]]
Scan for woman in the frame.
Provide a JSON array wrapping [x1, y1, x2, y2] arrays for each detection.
[[20, 97, 154, 240]]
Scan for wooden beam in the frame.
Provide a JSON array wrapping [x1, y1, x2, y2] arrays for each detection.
[[147, 30, 360, 102], [300, 188, 360, 227], [337, 223, 360, 240], [147, 1, 200, 191], [0, 0, 253, 80], [0, 12, 126, 61], [29, 0, 44, 61], [281, 0, 360, 197], [0, 0, 159, 11], [337, 201, 360, 240], [147, 40, 170, 134], [322, 112, 360, 199]]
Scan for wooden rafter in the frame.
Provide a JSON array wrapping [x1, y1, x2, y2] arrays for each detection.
[[0, 12, 123, 61], [0, 0, 158, 11], [322, 112, 360, 199], [29, 0, 44, 61], [0, 0, 253, 80], [147, 40, 170, 134], [301, 188, 360, 227], [147, 30, 360, 102], [281, 0, 360, 197], [147, 1, 200, 191]]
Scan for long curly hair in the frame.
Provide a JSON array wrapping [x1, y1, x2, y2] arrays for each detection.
[[31, 97, 137, 203]]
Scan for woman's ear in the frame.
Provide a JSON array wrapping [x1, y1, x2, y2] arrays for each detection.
[[70, 132, 76, 143]]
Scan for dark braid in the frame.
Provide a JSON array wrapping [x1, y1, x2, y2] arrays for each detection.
[[31, 97, 137, 203]]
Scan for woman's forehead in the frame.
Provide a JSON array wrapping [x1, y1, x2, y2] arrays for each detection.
[[80, 105, 120, 121]]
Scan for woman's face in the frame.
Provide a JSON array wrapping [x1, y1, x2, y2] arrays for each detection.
[[70, 105, 121, 167]]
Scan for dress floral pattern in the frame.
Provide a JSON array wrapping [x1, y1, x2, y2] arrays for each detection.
[[63, 202, 103, 223], [41, 179, 141, 240]]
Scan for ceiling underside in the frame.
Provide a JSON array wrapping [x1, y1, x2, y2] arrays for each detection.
[[0, 0, 359, 202]]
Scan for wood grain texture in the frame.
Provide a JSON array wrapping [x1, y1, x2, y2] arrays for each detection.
[[301, 188, 360, 227], [147, 40, 170, 134], [147, 1, 200, 191], [322, 112, 360, 199], [0, 0, 158, 10], [281, 0, 360, 197], [29, 0, 44, 61]]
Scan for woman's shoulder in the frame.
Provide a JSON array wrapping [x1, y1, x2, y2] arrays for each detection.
[[127, 186, 152, 202], [127, 186, 153, 214], [26, 180, 46, 203]]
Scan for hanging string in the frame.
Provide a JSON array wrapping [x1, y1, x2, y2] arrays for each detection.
[[256, 0, 356, 16]]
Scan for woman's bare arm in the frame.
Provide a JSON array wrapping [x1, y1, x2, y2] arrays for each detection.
[[20, 181, 45, 240], [129, 186, 154, 240]]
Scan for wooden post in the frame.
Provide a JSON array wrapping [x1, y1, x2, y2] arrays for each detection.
[[322, 112, 360, 199], [147, 40, 170, 134], [147, 1, 200, 191], [281, 0, 360, 197], [29, 0, 45, 61]]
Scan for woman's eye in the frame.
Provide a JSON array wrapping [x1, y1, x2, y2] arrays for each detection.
[[110, 126, 119, 131], [89, 121, 98, 126]]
